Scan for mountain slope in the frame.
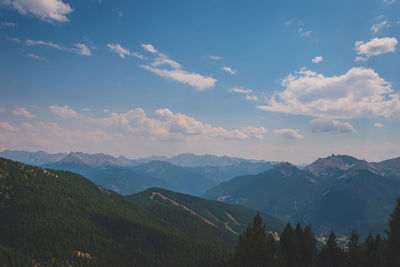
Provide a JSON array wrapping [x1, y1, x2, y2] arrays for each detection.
[[129, 187, 285, 235], [0, 157, 235, 266], [203, 163, 321, 221], [302, 169, 400, 237]]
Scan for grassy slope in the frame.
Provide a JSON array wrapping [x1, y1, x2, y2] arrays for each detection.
[[128, 187, 285, 236]]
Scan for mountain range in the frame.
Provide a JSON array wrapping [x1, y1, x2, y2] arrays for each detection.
[[203, 154, 400, 238], [0, 150, 274, 195]]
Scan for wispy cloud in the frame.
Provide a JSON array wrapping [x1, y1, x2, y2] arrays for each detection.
[[371, 20, 389, 34], [106, 43, 143, 59], [26, 53, 46, 61], [221, 66, 236, 75], [141, 43, 158, 53], [230, 87, 252, 94], [141, 65, 217, 91], [13, 107, 35, 118], [140, 44, 217, 91], [1, 21, 16, 27], [25, 39, 92, 56], [1, 0, 73, 23], [374, 122, 384, 128], [209, 55, 221, 60]]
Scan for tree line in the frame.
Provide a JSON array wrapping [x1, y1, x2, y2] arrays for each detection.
[[224, 198, 400, 267]]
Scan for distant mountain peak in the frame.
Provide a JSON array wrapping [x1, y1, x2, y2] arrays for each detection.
[[272, 162, 299, 176], [305, 154, 383, 177], [60, 152, 129, 167]]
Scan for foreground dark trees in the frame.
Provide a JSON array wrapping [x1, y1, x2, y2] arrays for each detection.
[[225, 198, 400, 267]]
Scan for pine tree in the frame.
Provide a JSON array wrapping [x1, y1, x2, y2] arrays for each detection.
[[317, 232, 345, 267], [279, 223, 297, 267], [302, 225, 317, 267], [346, 230, 366, 267], [385, 198, 400, 267], [229, 212, 277, 267], [364, 233, 383, 267]]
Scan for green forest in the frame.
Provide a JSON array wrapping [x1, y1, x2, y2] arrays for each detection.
[[0, 157, 400, 266]]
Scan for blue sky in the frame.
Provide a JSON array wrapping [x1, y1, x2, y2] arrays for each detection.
[[0, 0, 399, 163]]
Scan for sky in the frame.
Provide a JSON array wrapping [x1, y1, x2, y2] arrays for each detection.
[[0, 0, 399, 164]]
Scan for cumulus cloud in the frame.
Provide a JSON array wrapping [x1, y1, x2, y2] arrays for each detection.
[[13, 107, 35, 118], [273, 128, 303, 139], [106, 43, 143, 59], [312, 56, 323, 63], [374, 122, 384, 127], [48, 105, 270, 140], [310, 118, 355, 134], [1, 0, 73, 23], [221, 66, 236, 75], [141, 43, 157, 53], [371, 20, 389, 34], [140, 65, 216, 91], [257, 67, 400, 120], [49, 105, 79, 118], [26, 53, 46, 61], [354, 37, 397, 61]]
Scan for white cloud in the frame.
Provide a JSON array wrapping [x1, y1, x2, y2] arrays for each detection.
[[310, 118, 355, 134], [2, 0, 73, 23], [152, 53, 181, 69], [82, 107, 91, 112], [104, 109, 109, 113], [273, 128, 303, 139], [26, 39, 64, 50], [371, 20, 389, 34], [107, 43, 130, 58], [374, 122, 384, 127], [312, 56, 323, 63], [230, 87, 252, 94], [49, 105, 79, 119], [209, 55, 221, 60], [74, 43, 91, 56], [221, 66, 236, 75], [141, 43, 157, 53], [140, 65, 217, 91], [1, 21, 16, 27], [245, 95, 258, 101], [48, 105, 269, 141], [8, 37, 20, 42], [383, 0, 396, 4], [298, 27, 312, 37], [13, 107, 35, 118], [0, 122, 18, 132], [257, 67, 400, 120], [354, 37, 397, 61], [26, 53, 46, 61], [26, 39, 92, 56]]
